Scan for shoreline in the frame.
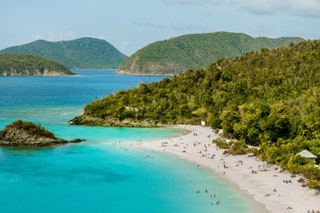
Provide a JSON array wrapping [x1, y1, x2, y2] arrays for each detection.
[[136, 125, 320, 213]]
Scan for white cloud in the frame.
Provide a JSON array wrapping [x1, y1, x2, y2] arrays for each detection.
[[163, 0, 320, 17], [171, 22, 207, 31], [31, 34, 45, 41], [233, 0, 320, 17], [232, 0, 285, 15], [132, 21, 166, 29], [120, 40, 133, 50], [32, 31, 77, 42], [118, 40, 138, 55], [290, 0, 320, 17], [98, 35, 110, 41], [163, 0, 223, 5]]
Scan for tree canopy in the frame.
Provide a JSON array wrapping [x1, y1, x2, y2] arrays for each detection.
[[0, 54, 74, 76], [72, 40, 320, 189], [1, 37, 127, 69], [118, 32, 303, 75]]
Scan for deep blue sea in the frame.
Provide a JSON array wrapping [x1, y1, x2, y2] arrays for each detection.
[[0, 70, 264, 212]]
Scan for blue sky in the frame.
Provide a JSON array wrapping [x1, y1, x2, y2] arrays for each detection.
[[1, 0, 320, 55]]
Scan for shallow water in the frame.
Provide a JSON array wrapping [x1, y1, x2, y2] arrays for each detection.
[[0, 70, 265, 212]]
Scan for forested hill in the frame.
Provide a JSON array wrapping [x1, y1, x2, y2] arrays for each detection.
[[118, 32, 303, 75], [71, 40, 320, 190], [0, 37, 127, 69], [71, 39, 319, 129], [0, 54, 75, 76]]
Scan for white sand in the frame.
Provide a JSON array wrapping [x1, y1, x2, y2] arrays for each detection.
[[136, 125, 320, 213]]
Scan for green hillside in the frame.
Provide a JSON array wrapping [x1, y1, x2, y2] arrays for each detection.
[[71, 40, 320, 189], [0, 54, 74, 76], [118, 32, 303, 75], [1, 37, 127, 69]]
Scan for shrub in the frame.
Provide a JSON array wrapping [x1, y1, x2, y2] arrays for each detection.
[[307, 180, 320, 191], [212, 139, 230, 149], [302, 167, 320, 180], [247, 147, 260, 156], [228, 140, 249, 155], [6, 120, 55, 138]]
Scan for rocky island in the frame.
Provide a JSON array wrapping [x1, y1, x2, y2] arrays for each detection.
[[0, 120, 84, 147]]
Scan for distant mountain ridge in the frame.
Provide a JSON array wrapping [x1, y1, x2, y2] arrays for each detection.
[[0, 54, 74, 76], [0, 37, 127, 69], [118, 32, 304, 75]]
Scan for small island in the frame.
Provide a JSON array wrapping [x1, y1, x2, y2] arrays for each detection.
[[0, 120, 84, 147]]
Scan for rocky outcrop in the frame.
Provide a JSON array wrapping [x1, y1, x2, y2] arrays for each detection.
[[0, 69, 73, 76], [0, 120, 85, 148]]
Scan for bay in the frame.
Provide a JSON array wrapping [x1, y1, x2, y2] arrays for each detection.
[[0, 70, 261, 212]]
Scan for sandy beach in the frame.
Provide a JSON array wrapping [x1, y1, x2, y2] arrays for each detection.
[[137, 125, 320, 213]]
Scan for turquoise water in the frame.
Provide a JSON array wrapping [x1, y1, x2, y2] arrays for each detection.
[[0, 70, 264, 212]]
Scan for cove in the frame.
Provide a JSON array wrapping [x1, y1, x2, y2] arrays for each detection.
[[0, 70, 263, 212]]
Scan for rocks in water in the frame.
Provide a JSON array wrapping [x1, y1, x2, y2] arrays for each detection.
[[0, 120, 85, 148]]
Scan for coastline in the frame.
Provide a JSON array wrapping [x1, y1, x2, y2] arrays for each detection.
[[136, 125, 320, 213]]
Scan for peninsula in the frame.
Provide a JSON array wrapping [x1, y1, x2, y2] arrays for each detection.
[[0, 54, 75, 76]]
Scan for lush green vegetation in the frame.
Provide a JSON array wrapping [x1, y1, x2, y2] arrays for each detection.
[[0, 54, 74, 76], [74, 39, 320, 189], [1, 37, 127, 69], [4, 120, 55, 139], [0, 120, 84, 147], [212, 139, 249, 155], [118, 32, 303, 75]]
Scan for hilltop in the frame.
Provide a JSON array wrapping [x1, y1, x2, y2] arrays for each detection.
[[118, 32, 303, 75], [1, 37, 127, 69], [0, 54, 75, 76]]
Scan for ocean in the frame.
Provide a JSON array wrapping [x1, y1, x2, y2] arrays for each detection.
[[0, 70, 263, 212]]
